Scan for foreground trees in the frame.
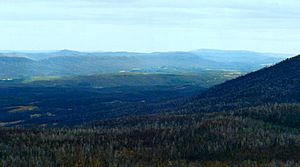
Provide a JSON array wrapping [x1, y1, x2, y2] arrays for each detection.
[[1, 104, 300, 167]]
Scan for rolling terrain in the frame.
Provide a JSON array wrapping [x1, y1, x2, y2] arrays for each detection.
[[0, 53, 299, 166], [0, 49, 288, 78]]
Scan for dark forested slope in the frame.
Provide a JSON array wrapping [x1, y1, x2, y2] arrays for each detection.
[[1, 56, 300, 166], [189, 55, 300, 112]]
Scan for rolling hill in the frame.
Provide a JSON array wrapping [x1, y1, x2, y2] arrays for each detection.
[[1, 53, 299, 166], [0, 50, 289, 78], [0, 55, 298, 127]]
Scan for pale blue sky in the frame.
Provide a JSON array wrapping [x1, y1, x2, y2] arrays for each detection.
[[0, 0, 300, 53]]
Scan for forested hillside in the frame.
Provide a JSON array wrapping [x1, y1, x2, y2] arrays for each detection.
[[0, 55, 300, 166], [1, 108, 300, 166], [184, 55, 300, 112]]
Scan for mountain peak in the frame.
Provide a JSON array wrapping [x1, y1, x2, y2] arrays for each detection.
[[56, 49, 80, 54]]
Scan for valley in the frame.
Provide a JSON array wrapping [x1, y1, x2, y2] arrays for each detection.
[[1, 0, 299, 166], [0, 50, 299, 166]]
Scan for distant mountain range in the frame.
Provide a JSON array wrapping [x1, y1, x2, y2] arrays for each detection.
[[0, 49, 290, 79]]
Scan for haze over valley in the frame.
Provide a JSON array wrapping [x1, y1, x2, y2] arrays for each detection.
[[1, 0, 300, 166], [0, 49, 289, 126]]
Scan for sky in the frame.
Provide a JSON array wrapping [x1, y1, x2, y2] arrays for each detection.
[[0, 0, 300, 54]]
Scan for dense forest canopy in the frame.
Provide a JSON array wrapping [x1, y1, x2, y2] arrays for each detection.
[[0, 55, 300, 166]]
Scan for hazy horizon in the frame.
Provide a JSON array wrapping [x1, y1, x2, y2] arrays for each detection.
[[0, 48, 294, 55], [1, 0, 300, 54]]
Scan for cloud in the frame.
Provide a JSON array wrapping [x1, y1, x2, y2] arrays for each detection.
[[0, 0, 299, 53], [1, 0, 299, 23]]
